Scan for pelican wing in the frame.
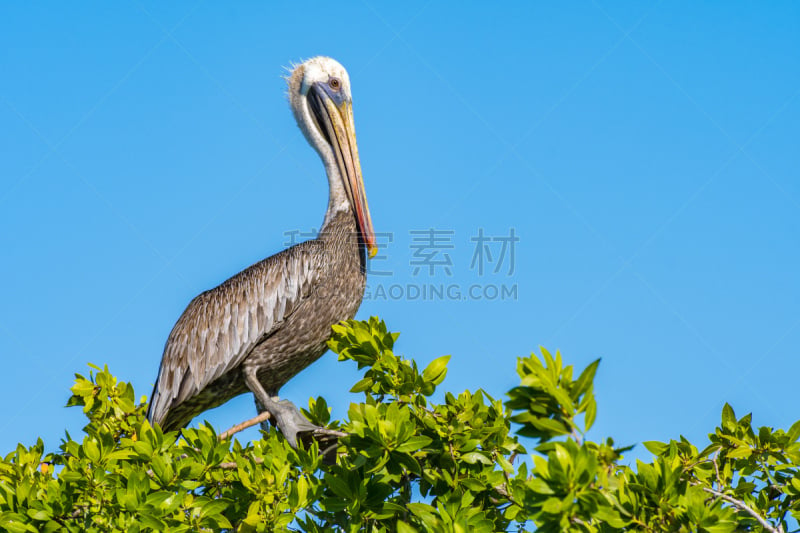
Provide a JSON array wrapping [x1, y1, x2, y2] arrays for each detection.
[[147, 244, 319, 428]]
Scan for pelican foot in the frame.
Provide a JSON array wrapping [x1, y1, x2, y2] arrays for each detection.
[[268, 399, 347, 453], [269, 399, 320, 449], [245, 372, 348, 452], [271, 402, 350, 464]]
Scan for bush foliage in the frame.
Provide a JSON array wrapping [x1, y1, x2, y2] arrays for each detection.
[[1, 317, 799, 532]]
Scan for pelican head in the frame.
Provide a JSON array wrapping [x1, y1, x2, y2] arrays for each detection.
[[287, 56, 377, 258]]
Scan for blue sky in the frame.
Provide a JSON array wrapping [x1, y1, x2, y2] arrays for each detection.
[[1, 2, 798, 460]]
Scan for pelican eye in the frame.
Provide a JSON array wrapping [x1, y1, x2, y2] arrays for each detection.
[[328, 77, 342, 91]]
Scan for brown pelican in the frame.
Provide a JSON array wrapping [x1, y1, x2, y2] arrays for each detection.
[[147, 57, 376, 447]]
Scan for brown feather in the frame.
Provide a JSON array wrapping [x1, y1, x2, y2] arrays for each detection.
[[147, 210, 365, 431]]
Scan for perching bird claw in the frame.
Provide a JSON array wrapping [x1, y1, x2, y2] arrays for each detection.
[[254, 394, 347, 451], [273, 400, 348, 452], [268, 399, 319, 449]]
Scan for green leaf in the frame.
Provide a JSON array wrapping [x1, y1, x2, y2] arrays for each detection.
[[461, 452, 492, 465], [573, 358, 600, 398], [397, 520, 419, 533], [396, 436, 432, 453], [138, 515, 167, 530], [584, 398, 597, 432], [83, 439, 100, 462], [0, 513, 37, 533], [643, 441, 668, 456], [787, 419, 800, 443], [25, 509, 50, 521], [727, 446, 752, 459], [531, 417, 571, 436], [105, 449, 135, 461], [422, 355, 451, 386], [496, 454, 514, 473], [407, 503, 438, 523], [198, 499, 230, 518], [350, 377, 373, 393], [721, 403, 736, 431]]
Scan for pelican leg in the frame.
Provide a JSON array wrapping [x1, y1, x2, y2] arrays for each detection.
[[253, 395, 276, 434], [244, 369, 318, 448]]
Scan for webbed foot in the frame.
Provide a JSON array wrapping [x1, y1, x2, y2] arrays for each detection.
[[245, 370, 346, 454]]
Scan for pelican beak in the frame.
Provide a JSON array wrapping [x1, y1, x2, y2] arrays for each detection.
[[308, 85, 377, 259]]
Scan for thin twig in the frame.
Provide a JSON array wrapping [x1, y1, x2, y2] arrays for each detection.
[[219, 457, 264, 469], [712, 452, 722, 490], [700, 485, 779, 533], [312, 428, 349, 439], [493, 483, 521, 507], [494, 450, 521, 508], [218, 411, 272, 440]]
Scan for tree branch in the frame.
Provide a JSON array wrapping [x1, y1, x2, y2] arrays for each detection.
[[493, 483, 521, 507], [711, 452, 723, 490], [218, 411, 272, 440], [219, 457, 263, 469], [700, 485, 780, 533]]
